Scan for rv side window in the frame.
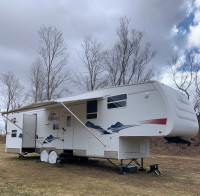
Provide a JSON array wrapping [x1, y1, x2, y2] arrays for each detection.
[[53, 123, 59, 130], [107, 94, 127, 109], [11, 130, 17, 137], [87, 100, 97, 119], [67, 116, 71, 127]]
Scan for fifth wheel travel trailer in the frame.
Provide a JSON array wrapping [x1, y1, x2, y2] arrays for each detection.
[[1, 81, 199, 172]]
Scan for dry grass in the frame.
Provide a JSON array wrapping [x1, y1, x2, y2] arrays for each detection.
[[0, 140, 200, 196]]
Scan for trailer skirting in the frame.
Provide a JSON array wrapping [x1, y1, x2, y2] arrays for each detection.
[[6, 148, 21, 153]]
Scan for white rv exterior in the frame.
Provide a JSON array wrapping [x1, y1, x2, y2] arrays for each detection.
[[2, 81, 199, 163]]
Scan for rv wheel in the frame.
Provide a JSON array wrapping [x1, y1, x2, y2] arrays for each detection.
[[40, 150, 49, 162], [49, 151, 58, 164]]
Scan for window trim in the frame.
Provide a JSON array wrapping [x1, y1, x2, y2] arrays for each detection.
[[107, 94, 127, 109], [107, 94, 127, 103], [86, 100, 98, 119], [67, 116, 71, 127], [11, 130, 17, 137], [53, 123, 59, 130]]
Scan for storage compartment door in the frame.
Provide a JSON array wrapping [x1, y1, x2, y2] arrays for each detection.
[[119, 136, 150, 159]]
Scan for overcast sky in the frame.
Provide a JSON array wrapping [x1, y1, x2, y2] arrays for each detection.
[[0, 0, 200, 94], [0, 0, 198, 84]]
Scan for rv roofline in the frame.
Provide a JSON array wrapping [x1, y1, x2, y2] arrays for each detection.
[[56, 81, 158, 102], [58, 80, 157, 99], [1, 81, 159, 114]]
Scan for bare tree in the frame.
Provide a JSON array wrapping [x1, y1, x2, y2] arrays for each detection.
[[29, 58, 45, 103], [0, 71, 24, 112], [194, 70, 200, 114], [38, 26, 70, 100], [104, 16, 156, 86], [74, 35, 108, 92], [169, 52, 200, 114], [169, 54, 195, 100]]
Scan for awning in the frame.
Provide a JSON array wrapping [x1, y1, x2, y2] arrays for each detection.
[[1, 100, 57, 114], [1, 92, 106, 146], [1, 92, 105, 114]]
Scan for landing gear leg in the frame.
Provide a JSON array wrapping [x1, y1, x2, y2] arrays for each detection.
[[120, 159, 123, 171], [119, 159, 125, 175], [139, 158, 146, 171]]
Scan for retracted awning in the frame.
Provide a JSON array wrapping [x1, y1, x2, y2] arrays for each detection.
[[1, 92, 105, 114], [1, 100, 57, 114]]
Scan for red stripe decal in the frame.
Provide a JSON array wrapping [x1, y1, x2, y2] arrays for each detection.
[[140, 118, 167, 125]]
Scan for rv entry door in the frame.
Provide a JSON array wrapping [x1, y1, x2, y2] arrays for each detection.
[[22, 114, 37, 150], [63, 115, 74, 150]]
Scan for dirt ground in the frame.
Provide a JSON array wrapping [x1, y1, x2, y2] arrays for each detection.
[[0, 136, 200, 196]]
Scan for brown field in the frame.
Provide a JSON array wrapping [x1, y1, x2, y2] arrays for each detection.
[[0, 137, 200, 196]]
